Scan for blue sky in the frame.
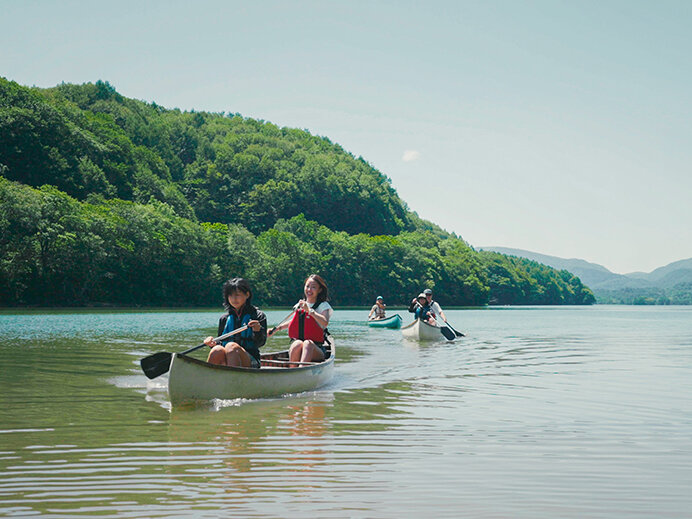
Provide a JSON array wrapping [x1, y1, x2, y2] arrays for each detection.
[[2, 0, 690, 273]]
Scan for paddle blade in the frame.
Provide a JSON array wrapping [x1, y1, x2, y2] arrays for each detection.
[[445, 322, 465, 337], [440, 326, 456, 341], [140, 351, 173, 379]]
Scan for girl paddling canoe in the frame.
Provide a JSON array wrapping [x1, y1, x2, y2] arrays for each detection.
[[204, 278, 267, 368], [268, 274, 333, 366]]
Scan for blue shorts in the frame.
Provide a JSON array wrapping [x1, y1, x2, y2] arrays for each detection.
[[314, 343, 327, 357]]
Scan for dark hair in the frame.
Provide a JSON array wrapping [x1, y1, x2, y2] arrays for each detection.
[[305, 274, 329, 306], [222, 277, 252, 310]]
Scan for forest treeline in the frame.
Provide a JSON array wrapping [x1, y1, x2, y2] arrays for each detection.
[[0, 78, 595, 307]]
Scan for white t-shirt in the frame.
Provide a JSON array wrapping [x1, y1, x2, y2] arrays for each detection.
[[294, 300, 334, 326], [429, 301, 444, 321], [311, 301, 333, 324]]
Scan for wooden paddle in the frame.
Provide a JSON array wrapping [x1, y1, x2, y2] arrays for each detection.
[[140, 325, 248, 379]]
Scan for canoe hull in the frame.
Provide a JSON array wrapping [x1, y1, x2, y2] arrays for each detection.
[[367, 314, 402, 329], [401, 319, 445, 341], [168, 344, 335, 404]]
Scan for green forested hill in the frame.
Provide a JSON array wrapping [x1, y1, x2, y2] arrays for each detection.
[[1, 79, 412, 235], [0, 78, 595, 307]]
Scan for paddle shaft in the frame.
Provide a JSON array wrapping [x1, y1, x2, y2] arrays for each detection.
[[267, 310, 298, 337], [261, 359, 319, 366], [140, 325, 250, 379], [182, 325, 250, 355]]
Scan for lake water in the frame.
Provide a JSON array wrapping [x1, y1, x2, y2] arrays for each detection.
[[1, 306, 691, 518]]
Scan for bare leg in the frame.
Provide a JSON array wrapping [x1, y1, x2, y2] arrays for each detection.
[[289, 340, 305, 367], [301, 340, 325, 363], [224, 343, 253, 368], [207, 345, 228, 365]]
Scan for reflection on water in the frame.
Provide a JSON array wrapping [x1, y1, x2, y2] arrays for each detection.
[[1, 306, 691, 517]]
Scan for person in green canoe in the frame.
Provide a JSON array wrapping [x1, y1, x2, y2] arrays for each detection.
[[367, 295, 387, 320]]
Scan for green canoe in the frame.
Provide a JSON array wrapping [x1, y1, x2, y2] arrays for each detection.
[[367, 314, 402, 329]]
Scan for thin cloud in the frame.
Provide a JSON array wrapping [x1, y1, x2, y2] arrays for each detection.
[[402, 150, 421, 162]]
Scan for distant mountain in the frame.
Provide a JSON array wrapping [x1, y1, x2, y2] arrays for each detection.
[[479, 247, 692, 305], [646, 259, 692, 287], [478, 247, 620, 288]]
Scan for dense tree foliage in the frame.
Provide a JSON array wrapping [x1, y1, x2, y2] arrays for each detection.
[[479, 251, 596, 305], [1, 78, 595, 307], [1, 78, 409, 235], [0, 178, 594, 307], [595, 286, 691, 305]]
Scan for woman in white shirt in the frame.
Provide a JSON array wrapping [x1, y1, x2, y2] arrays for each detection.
[[268, 274, 333, 365]]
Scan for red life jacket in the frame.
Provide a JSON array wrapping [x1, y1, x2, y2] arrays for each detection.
[[287, 309, 325, 342]]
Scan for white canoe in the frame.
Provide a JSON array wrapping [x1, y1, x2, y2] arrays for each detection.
[[401, 319, 446, 341], [168, 341, 335, 404]]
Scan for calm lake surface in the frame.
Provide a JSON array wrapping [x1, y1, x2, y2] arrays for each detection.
[[1, 305, 691, 518]]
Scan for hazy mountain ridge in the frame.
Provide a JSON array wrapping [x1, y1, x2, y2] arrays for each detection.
[[647, 259, 692, 284], [480, 247, 692, 305]]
